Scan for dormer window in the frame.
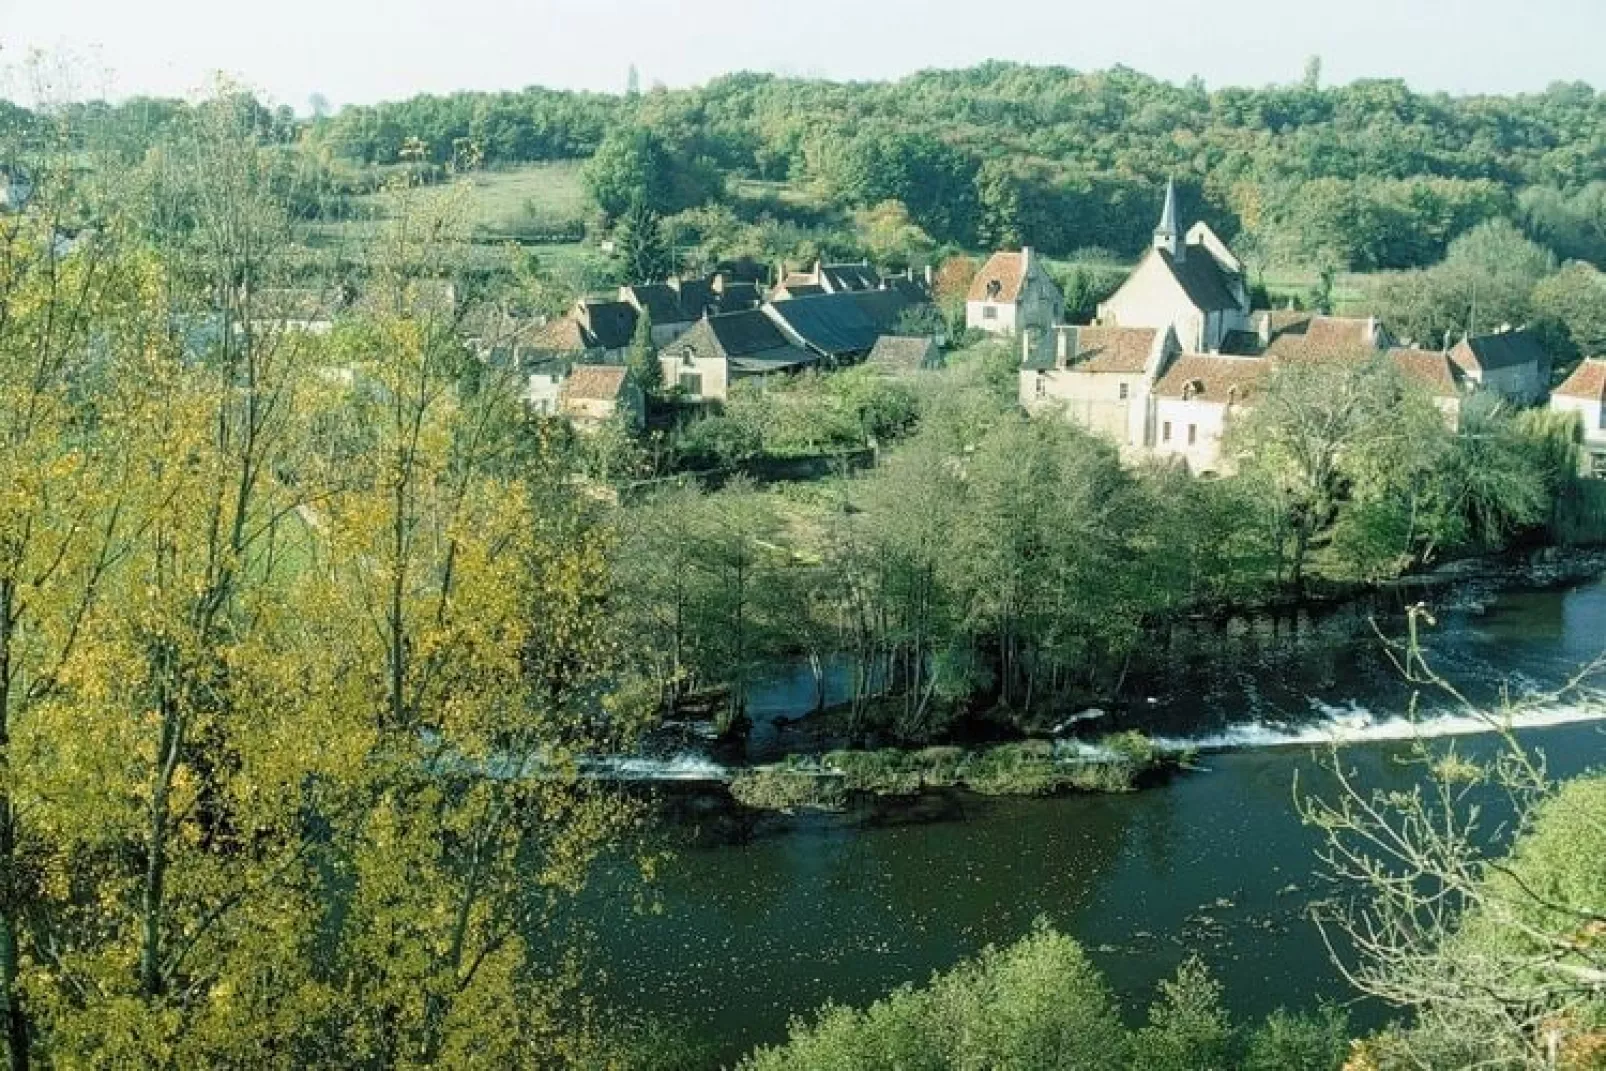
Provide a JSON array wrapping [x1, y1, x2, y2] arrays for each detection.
[[986, 279, 1002, 300], [1181, 379, 1204, 401]]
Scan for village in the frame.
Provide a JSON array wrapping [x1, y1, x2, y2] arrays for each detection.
[[414, 180, 1605, 484]]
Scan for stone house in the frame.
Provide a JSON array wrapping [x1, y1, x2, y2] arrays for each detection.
[[1148, 354, 1267, 475], [1097, 181, 1251, 353], [1447, 329, 1551, 404], [1021, 325, 1181, 450], [965, 247, 1064, 336], [559, 365, 644, 432], [658, 309, 818, 403], [528, 299, 639, 363], [1551, 358, 1606, 478]]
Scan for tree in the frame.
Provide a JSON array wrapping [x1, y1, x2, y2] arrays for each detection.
[[1305, 611, 1606, 1069], [1533, 261, 1606, 363], [615, 197, 674, 284], [627, 307, 661, 394], [853, 200, 934, 269]]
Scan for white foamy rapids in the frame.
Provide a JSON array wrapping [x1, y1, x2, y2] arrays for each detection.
[[581, 753, 731, 782], [1150, 697, 1606, 754]]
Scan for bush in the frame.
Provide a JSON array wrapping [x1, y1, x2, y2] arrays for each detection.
[[728, 766, 847, 811]]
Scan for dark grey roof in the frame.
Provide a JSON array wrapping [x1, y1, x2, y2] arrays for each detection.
[[1159, 249, 1241, 313], [820, 263, 881, 292], [1452, 329, 1549, 373], [671, 311, 818, 376], [766, 292, 883, 357], [620, 284, 685, 325], [579, 300, 639, 350], [849, 288, 922, 332], [714, 281, 763, 312]]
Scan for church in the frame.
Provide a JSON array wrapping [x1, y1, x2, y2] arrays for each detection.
[[1095, 181, 1252, 353]]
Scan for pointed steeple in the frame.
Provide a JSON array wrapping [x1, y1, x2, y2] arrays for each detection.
[[1153, 179, 1182, 260]]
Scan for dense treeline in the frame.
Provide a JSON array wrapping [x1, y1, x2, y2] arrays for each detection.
[[8, 65, 1604, 271], [613, 343, 1576, 741]]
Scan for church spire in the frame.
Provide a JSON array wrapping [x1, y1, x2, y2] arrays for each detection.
[[1153, 178, 1182, 260]]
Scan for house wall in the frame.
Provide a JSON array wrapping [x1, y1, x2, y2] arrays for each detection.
[[526, 372, 563, 415], [1465, 363, 1544, 404], [967, 299, 1019, 335], [1021, 369, 1145, 445], [1552, 394, 1606, 477], [1016, 263, 1064, 333], [1149, 397, 1238, 475], [660, 353, 729, 403], [1101, 254, 1206, 352]]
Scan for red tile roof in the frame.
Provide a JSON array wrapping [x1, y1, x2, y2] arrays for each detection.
[[1065, 326, 1158, 374], [1389, 348, 1464, 396], [1554, 358, 1606, 402], [968, 251, 1026, 303], [561, 364, 630, 402], [1264, 316, 1379, 361], [1152, 354, 1268, 402]]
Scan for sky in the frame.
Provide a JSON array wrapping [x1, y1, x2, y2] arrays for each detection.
[[1, 0, 1601, 109]]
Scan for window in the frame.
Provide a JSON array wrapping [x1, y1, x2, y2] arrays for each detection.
[[1162, 421, 1172, 443], [1188, 424, 1197, 445], [1035, 373, 1047, 399], [679, 372, 703, 397], [1118, 382, 1129, 401], [1592, 452, 1606, 480], [982, 306, 998, 321]]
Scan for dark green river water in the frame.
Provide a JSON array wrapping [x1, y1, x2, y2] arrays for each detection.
[[588, 565, 1606, 1064]]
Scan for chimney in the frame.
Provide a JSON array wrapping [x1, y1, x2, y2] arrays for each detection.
[[1022, 246, 1034, 274], [1257, 312, 1271, 347], [1366, 316, 1377, 346], [924, 264, 934, 288]]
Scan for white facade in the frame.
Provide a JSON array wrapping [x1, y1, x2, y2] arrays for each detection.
[[1148, 397, 1239, 475]]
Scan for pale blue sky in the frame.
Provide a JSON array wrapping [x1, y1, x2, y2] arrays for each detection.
[[1, 0, 1599, 108]]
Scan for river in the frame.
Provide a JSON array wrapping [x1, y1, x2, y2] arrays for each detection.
[[586, 562, 1606, 1065]]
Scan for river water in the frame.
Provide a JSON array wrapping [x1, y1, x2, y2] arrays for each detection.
[[588, 564, 1606, 1064]]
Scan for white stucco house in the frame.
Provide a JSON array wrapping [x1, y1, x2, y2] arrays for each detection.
[[1146, 354, 1267, 475], [966, 247, 1063, 336], [1551, 358, 1606, 478], [1020, 324, 1181, 451], [1096, 181, 1251, 354]]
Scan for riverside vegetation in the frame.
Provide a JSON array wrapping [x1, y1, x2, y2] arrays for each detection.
[[0, 72, 1602, 1068]]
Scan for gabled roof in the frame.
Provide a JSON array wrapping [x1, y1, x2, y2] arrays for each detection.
[[968, 251, 1026, 303], [670, 311, 819, 372], [1157, 248, 1241, 313], [1554, 358, 1606, 402], [578, 300, 639, 350], [762, 288, 924, 358], [528, 316, 592, 353], [1390, 348, 1465, 397], [562, 364, 630, 402], [619, 283, 687, 325], [1062, 326, 1159, 374], [714, 281, 763, 311], [1152, 354, 1267, 402], [866, 335, 941, 373], [1450, 329, 1549, 374], [1264, 316, 1382, 361]]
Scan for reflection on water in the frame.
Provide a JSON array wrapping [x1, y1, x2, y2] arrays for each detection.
[[592, 572, 1606, 1063]]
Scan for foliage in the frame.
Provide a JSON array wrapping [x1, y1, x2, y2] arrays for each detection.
[[614, 198, 675, 282]]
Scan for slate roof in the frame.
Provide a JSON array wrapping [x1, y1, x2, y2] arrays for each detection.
[[820, 263, 881, 292], [968, 251, 1026, 303], [1390, 348, 1465, 396], [1157, 248, 1242, 313], [562, 365, 630, 402], [866, 335, 941, 373], [1063, 326, 1159, 374], [578, 300, 639, 350], [1152, 354, 1268, 402], [766, 293, 883, 357], [619, 283, 687, 324], [670, 312, 819, 372], [1554, 357, 1606, 402], [1450, 329, 1549, 374], [715, 281, 763, 311]]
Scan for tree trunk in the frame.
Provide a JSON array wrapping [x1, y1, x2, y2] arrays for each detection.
[[0, 580, 28, 1071]]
